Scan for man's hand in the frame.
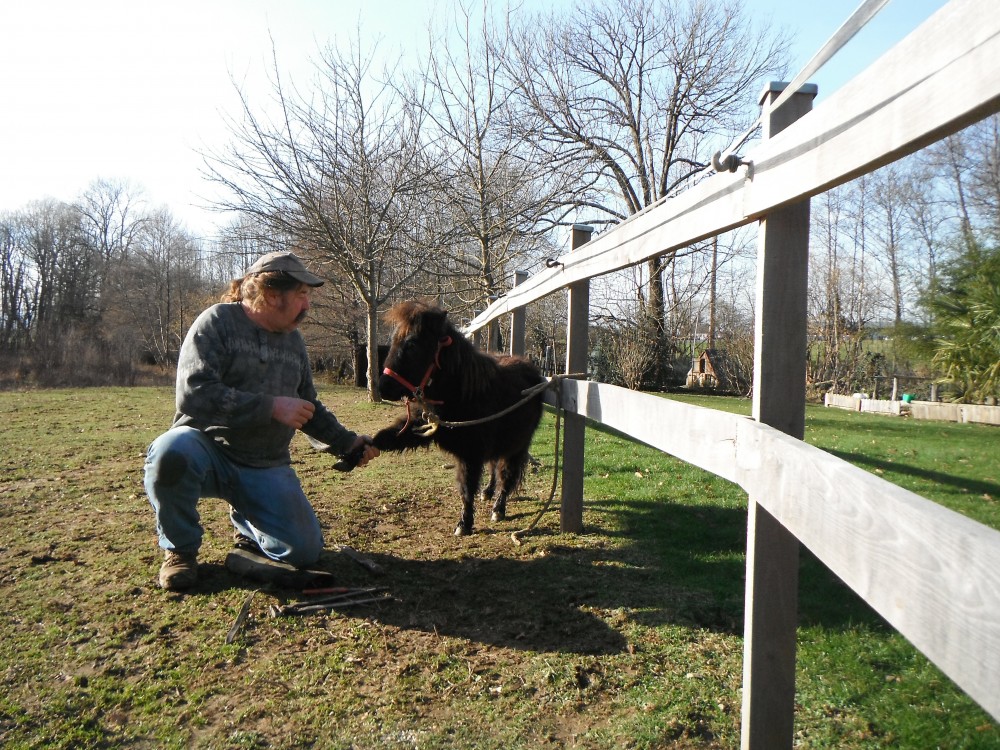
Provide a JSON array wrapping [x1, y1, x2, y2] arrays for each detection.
[[272, 396, 316, 430], [332, 436, 381, 472], [351, 435, 380, 468]]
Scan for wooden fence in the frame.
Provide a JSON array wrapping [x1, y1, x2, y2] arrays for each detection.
[[464, 1, 1000, 747]]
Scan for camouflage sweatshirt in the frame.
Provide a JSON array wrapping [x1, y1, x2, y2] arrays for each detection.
[[171, 302, 356, 467]]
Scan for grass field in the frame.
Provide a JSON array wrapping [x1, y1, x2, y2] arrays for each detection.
[[0, 385, 997, 748]]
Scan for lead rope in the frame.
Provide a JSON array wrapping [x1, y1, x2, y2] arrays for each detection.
[[427, 372, 584, 431], [510, 374, 582, 546]]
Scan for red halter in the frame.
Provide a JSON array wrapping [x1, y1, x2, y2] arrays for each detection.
[[382, 335, 453, 434], [382, 334, 453, 398]]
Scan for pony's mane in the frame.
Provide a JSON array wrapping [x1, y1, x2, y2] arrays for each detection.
[[385, 299, 439, 339], [444, 323, 501, 399]]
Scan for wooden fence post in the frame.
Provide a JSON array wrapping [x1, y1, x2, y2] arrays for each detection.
[[472, 321, 483, 351], [488, 319, 502, 353], [510, 270, 528, 357], [741, 81, 816, 750], [561, 224, 592, 533]]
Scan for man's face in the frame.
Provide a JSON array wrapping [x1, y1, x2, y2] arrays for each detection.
[[262, 284, 313, 333]]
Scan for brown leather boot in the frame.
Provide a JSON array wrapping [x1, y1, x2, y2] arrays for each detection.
[[159, 550, 198, 590]]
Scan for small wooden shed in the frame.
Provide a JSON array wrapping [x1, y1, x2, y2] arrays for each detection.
[[685, 348, 744, 393]]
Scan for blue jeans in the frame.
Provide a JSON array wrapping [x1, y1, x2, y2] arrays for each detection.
[[144, 426, 323, 567]]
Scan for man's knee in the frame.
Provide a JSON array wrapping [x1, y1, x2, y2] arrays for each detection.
[[263, 527, 323, 567], [145, 428, 206, 487], [147, 449, 189, 487]]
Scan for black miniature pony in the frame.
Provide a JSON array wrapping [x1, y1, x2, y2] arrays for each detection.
[[372, 300, 546, 536]]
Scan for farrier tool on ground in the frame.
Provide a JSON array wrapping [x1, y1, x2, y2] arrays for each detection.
[[268, 587, 393, 617]]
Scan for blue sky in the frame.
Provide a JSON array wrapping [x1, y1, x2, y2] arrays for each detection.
[[755, 0, 949, 97], [0, 0, 948, 236]]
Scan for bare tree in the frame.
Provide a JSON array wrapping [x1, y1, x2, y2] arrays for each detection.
[[868, 163, 917, 326], [205, 40, 438, 400], [904, 158, 949, 304], [807, 170, 929, 394], [77, 178, 147, 266], [77, 179, 149, 328], [0, 216, 31, 352], [210, 213, 289, 287], [13, 200, 89, 341], [116, 208, 206, 366], [504, 0, 787, 385], [926, 128, 977, 253], [965, 114, 1000, 243], [810, 186, 863, 392], [914, 115, 1000, 290], [419, 1, 580, 317]]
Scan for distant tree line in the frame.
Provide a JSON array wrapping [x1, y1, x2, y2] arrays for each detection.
[[1, 0, 997, 402], [1, 182, 203, 386], [807, 116, 1000, 402]]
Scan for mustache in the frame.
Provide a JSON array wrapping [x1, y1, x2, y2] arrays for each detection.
[[295, 310, 308, 323]]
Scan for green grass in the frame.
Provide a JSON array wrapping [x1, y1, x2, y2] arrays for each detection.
[[0, 386, 997, 748]]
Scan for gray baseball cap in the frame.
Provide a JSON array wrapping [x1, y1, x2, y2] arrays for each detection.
[[247, 251, 324, 287]]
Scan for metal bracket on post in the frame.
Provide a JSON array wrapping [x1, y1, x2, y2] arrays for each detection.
[[711, 150, 752, 174]]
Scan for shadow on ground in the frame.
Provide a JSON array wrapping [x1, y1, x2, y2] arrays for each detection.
[[186, 489, 890, 655]]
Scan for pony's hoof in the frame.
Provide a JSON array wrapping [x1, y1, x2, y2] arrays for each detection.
[[490, 510, 506, 522], [454, 523, 472, 537]]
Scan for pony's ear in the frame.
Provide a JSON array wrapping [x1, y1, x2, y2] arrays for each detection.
[[428, 307, 449, 337]]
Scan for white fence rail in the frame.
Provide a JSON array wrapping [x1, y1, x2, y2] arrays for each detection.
[[463, 0, 1000, 746], [550, 381, 1000, 720]]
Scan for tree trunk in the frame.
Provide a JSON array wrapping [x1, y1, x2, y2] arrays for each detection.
[[646, 255, 667, 384], [365, 303, 381, 403]]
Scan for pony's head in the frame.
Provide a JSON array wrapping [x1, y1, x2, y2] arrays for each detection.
[[378, 301, 453, 402]]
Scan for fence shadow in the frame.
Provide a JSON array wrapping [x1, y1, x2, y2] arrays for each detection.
[[825, 448, 1000, 502], [602, 492, 888, 633], [303, 492, 889, 656]]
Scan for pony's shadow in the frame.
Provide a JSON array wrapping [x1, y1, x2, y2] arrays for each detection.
[[320, 529, 751, 655], [338, 495, 889, 655], [187, 492, 886, 654]]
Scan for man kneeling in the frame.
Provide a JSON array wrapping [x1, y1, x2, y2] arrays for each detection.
[[143, 251, 379, 590]]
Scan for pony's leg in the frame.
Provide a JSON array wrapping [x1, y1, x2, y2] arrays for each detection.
[[481, 460, 498, 504], [371, 421, 431, 452], [454, 458, 483, 536], [490, 449, 529, 523], [489, 458, 507, 522]]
